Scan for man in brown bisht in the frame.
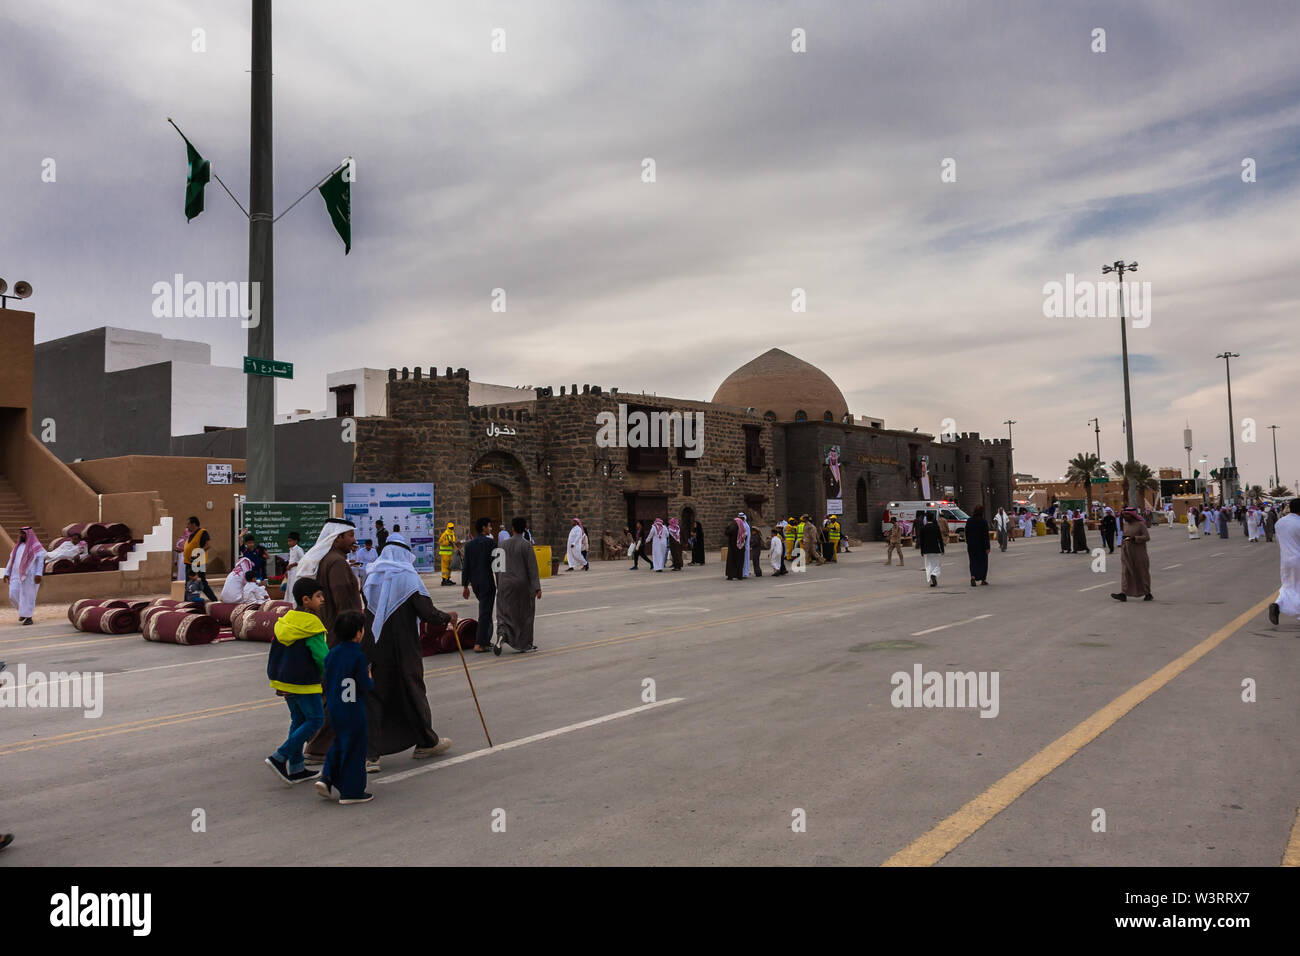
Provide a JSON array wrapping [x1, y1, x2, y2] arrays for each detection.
[[494, 517, 542, 654], [801, 515, 824, 566], [295, 518, 364, 763], [1111, 507, 1152, 602], [362, 539, 455, 769]]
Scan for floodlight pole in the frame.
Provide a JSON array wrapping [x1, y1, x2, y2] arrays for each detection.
[[247, 0, 275, 502]]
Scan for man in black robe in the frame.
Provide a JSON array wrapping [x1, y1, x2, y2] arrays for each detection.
[[965, 506, 991, 586], [362, 540, 456, 769], [691, 521, 706, 565], [1060, 510, 1073, 553], [461, 517, 497, 653], [724, 519, 744, 580], [1072, 512, 1089, 553]]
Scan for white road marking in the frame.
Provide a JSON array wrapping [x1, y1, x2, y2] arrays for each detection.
[[1210, 552, 1225, 557], [537, 605, 612, 618], [373, 697, 687, 785], [645, 606, 711, 614], [1161, 564, 1183, 570], [910, 613, 992, 637], [773, 578, 840, 588], [1078, 583, 1110, 592]]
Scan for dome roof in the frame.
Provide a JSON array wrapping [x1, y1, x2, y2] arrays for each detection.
[[712, 348, 849, 424]]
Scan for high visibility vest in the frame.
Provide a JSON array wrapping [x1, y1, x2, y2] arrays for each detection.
[[438, 530, 456, 555], [828, 523, 841, 542], [183, 528, 207, 565], [783, 524, 797, 546], [796, 522, 806, 540]]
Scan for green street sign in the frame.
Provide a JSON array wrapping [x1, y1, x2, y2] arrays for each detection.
[[244, 356, 293, 379], [240, 501, 332, 554], [1091, 475, 1109, 483]]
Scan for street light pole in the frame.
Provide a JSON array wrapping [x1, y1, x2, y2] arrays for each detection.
[[1268, 425, 1280, 492], [1103, 260, 1139, 506], [1216, 352, 1239, 501], [246, 0, 275, 503], [1003, 419, 1016, 445], [1087, 417, 1101, 463]]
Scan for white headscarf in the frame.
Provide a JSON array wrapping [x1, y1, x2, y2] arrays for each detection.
[[363, 541, 428, 642], [295, 519, 356, 579]]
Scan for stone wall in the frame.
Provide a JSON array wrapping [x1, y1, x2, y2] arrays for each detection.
[[352, 370, 778, 555]]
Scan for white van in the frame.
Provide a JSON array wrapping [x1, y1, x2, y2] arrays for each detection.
[[882, 500, 971, 540]]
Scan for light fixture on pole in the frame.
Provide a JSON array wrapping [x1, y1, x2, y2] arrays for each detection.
[[1102, 259, 1139, 505], [1003, 419, 1016, 445], [1215, 352, 1240, 500], [0, 277, 34, 309]]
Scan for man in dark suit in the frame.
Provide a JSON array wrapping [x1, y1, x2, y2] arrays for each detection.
[[461, 516, 498, 653]]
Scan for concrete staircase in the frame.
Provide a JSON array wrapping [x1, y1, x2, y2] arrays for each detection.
[[119, 515, 173, 572], [0, 473, 54, 544]]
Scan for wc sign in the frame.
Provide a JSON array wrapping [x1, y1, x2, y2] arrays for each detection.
[[206, 464, 233, 485]]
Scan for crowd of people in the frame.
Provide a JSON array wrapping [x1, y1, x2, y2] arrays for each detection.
[[611, 513, 848, 579]]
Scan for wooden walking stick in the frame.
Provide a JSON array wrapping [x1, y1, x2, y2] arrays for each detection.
[[450, 620, 493, 748]]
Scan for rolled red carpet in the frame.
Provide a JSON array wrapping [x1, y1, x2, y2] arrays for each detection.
[[75, 605, 140, 634], [142, 611, 219, 645]]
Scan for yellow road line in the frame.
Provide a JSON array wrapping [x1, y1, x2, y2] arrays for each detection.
[[0, 634, 141, 654], [0, 698, 276, 755], [1283, 805, 1300, 867], [881, 591, 1278, 867]]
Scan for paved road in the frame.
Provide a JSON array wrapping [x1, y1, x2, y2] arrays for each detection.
[[2, 528, 1296, 865]]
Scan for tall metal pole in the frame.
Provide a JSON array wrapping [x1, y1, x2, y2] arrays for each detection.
[[1216, 352, 1239, 502], [247, 0, 275, 502], [1088, 417, 1101, 463], [1003, 419, 1015, 445], [1268, 425, 1279, 493], [1113, 264, 1138, 507]]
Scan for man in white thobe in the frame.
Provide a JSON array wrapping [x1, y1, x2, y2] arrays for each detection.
[[565, 518, 586, 571], [1268, 499, 1300, 627], [649, 518, 668, 571], [769, 530, 784, 574], [355, 540, 379, 585], [283, 532, 305, 596], [4, 527, 45, 625]]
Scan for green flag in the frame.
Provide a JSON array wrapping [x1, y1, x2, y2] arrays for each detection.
[[318, 166, 351, 253], [182, 134, 210, 222]]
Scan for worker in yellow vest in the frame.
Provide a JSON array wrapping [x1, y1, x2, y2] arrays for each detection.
[[827, 516, 841, 561], [438, 521, 458, 586], [783, 517, 798, 567]]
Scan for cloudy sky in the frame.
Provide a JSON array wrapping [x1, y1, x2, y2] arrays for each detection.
[[3, 0, 1298, 488]]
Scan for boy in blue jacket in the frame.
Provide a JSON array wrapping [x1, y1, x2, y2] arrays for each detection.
[[265, 577, 329, 785], [316, 609, 374, 804]]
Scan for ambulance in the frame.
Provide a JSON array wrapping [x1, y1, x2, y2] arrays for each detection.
[[881, 500, 971, 540]]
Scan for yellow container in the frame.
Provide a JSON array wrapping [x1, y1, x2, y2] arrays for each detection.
[[533, 545, 553, 578]]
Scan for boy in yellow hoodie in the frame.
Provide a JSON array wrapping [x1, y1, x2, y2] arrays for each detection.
[[265, 576, 329, 785]]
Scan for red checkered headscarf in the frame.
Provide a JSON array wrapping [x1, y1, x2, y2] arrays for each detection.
[[11, 526, 44, 579]]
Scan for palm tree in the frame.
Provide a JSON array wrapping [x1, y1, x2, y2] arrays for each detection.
[[1268, 484, 1292, 497], [1246, 483, 1264, 501], [1065, 452, 1103, 518], [1109, 459, 1161, 507]]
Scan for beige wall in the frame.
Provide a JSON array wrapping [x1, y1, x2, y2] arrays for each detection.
[[0, 309, 35, 414], [71, 456, 247, 573]]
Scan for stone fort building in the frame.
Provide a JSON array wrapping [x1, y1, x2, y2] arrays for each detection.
[[352, 348, 1014, 552]]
